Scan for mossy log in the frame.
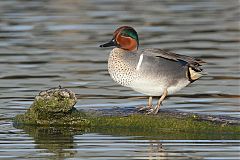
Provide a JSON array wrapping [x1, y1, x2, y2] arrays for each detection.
[[87, 106, 240, 125], [14, 87, 240, 135], [14, 87, 90, 127]]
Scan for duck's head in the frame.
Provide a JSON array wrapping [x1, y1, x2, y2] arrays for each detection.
[[100, 26, 139, 51]]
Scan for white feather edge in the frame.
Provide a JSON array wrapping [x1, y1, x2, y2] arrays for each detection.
[[136, 54, 144, 70]]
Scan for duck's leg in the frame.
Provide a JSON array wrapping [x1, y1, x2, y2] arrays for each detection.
[[148, 96, 153, 108], [148, 89, 168, 115], [138, 96, 153, 111]]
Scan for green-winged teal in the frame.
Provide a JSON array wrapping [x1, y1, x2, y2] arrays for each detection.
[[100, 26, 205, 114]]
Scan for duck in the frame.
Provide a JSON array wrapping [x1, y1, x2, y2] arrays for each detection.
[[100, 26, 205, 114]]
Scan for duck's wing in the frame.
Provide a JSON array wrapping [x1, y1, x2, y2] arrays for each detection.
[[141, 48, 205, 72]]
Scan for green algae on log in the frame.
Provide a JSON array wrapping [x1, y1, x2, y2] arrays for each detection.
[[13, 87, 240, 135], [14, 87, 90, 127], [90, 114, 240, 137], [87, 107, 240, 135]]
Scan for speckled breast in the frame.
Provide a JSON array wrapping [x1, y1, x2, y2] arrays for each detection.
[[108, 48, 138, 87]]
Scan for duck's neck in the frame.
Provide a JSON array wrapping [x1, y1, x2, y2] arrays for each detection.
[[111, 48, 128, 55]]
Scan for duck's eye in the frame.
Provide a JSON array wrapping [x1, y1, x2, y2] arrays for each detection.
[[120, 33, 129, 37]]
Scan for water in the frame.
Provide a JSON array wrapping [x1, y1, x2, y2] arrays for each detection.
[[0, 0, 239, 159]]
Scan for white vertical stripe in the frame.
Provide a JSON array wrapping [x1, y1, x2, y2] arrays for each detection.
[[136, 54, 143, 70]]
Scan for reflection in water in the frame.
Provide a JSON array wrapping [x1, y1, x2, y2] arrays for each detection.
[[13, 124, 84, 159], [13, 124, 205, 160], [11, 123, 239, 159], [148, 141, 166, 160]]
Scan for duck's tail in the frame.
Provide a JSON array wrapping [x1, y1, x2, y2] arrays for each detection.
[[187, 66, 207, 82]]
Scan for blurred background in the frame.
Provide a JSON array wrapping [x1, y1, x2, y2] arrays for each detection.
[[0, 0, 239, 159]]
